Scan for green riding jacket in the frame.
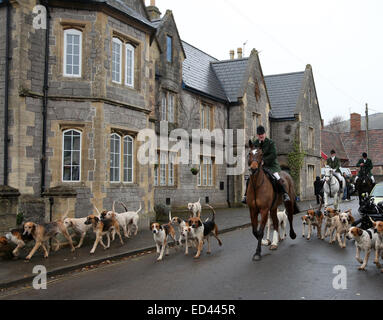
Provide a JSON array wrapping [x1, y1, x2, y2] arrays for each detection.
[[251, 138, 281, 173], [326, 156, 341, 173], [356, 158, 373, 177]]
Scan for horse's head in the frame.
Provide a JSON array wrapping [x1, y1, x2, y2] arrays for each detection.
[[324, 166, 333, 183], [248, 140, 263, 175]]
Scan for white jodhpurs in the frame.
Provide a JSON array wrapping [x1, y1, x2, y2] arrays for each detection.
[[273, 172, 281, 180]]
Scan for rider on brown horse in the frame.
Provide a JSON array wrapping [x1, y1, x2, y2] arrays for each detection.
[[242, 126, 290, 204]]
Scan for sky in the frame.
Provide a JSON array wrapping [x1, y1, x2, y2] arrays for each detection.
[[148, 0, 383, 124]]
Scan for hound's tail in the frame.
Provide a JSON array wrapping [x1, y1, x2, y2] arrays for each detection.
[[60, 199, 70, 221], [169, 211, 172, 223], [120, 201, 128, 212], [136, 202, 142, 215], [206, 204, 216, 223]]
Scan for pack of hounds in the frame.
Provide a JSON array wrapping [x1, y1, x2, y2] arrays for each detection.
[[300, 198, 383, 273], [0, 198, 223, 262]]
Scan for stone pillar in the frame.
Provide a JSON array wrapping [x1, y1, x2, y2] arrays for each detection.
[[43, 186, 77, 221], [0, 186, 20, 233]]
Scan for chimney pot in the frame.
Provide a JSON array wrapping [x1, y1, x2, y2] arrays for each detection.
[[150, 0, 155, 5], [146, 0, 161, 21], [230, 50, 235, 60], [237, 47, 243, 59]]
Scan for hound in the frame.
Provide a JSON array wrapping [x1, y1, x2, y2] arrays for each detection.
[[346, 226, 376, 271], [329, 209, 354, 248], [323, 207, 339, 240], [169, 212, 189, 246], [305, 204, 325, 240], [63, 217, 93, 249], [371, 219, 383, 272], [102, 201, 142, 239], [5, 228, 34, 257], [85, 213, 123, 254], [263, 210, 288, 246], [187, 198, 202, 217], [150, 219, 177, 261], [23, 210, 75, 260], [188, 205, 222, 259]]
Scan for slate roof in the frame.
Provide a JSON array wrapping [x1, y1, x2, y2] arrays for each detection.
[[211, 59, 249, 103], [181, 41, 228, 102], [265, 72, 305, 119]]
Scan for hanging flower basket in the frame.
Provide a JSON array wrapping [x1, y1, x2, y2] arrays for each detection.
[[190, 168, 199, 175]]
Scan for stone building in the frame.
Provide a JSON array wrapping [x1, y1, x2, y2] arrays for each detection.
[[265, 65, 323, 200], [0, 0, 272, 231]]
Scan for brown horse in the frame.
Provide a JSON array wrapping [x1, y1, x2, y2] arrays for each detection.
[[247, 143, 299, 261]]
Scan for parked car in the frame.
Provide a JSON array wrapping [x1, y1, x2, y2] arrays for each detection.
[[371, 182, 383, 205], [321, 167, 352, 176]]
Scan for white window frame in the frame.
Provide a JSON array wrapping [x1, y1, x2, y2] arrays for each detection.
[[123, 135, 134, 183], [125, 43, 135, 88], [168, 93, 174, 123], [168, 152, 175, 186], [112, 37, 122, 84], [167, 35, 173, 63], [62, 129, 82, 182], [198, 156, 213, 187], [160, 151, 167, 186], [110, 133, 121, 183], [63, 29, 82, 78], [161, 93, 167, 121]]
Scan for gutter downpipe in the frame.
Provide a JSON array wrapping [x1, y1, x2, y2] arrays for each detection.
[[226, 103, 231, 208], [3, 1, 11, 186], [40, 0, 50, 196]]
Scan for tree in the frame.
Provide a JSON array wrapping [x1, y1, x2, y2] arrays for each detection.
[[326, 115, 347, 132]]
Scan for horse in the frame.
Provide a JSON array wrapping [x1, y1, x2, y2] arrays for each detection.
[[355, 171, 375, 205], [323, 166, 345, 211], [247, 142, 298, 261]]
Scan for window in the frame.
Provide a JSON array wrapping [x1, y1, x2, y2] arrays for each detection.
[[167, 35, 173, 63], [198, 157, 214, 187], [252, 113, 262, 136], [63, 130, 81, 182], [201, 104, 213, 130], [112, 38, 122, 83], [64, 29, 82, 77], [110, 134, 121, 182], [308, 165, 315, 186], [161, 91, 176, 123], [126, 44, 135, 87], [110, 133, 135, 183], [123, 136, 134, 183], [154, 151, 176, 187], [308, 127, 314, 149]]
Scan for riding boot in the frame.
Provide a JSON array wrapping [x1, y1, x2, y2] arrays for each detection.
[[277, 180, 291, 202], [242, 178, 250, 204]]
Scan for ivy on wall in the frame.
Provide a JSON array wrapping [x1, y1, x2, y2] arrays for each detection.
[[287, 139, 306, 196]]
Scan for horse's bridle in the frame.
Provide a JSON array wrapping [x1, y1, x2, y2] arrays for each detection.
[[248, 149, 261, 176]]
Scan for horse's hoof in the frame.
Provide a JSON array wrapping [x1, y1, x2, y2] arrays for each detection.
[[270, 245, 278, 251], [261, 239, 271, 246], [252, 254, 261, 261], [290, 232, 297, 240]]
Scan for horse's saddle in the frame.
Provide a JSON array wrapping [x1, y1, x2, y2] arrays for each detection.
[[263, 168, 278, 194]]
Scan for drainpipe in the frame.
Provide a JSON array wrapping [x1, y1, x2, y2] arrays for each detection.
[[40, 1, 50, 196], [3, 1, 11, 186], [226, 105, 231, 208]]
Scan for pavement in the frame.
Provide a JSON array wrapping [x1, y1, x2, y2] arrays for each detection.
[[0, 197, 340, 289]]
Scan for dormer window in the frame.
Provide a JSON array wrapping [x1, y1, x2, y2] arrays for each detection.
[[64, 29, 82, 77]]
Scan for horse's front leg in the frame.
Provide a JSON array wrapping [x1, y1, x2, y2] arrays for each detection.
[[250, 208, 259, 240], [269, 208, 279, 250], [262, 214, 272, 246], [253, 209, 268, 261], [324, 191, 329, 208]]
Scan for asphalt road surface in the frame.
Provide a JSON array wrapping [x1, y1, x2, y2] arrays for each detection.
[[1, 199, 382, 300]]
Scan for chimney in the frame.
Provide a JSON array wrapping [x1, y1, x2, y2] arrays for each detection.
[[146, 0, 161, 21], [229, 50, 235, 60], [237, 47, 243, 59], [350, 113, 361, 132]]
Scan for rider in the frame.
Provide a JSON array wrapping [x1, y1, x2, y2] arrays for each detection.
[[242, 125, 290, 204], [355, 152, 375, 184], [326, 149, 343, 189]]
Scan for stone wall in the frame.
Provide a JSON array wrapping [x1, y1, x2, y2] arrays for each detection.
[[0, 6, 6, 185]]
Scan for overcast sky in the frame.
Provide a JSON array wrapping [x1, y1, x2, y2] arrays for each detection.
[[150, 0, 383, 124]]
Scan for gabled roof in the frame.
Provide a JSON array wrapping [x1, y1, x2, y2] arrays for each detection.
[[265, 71, 305, 119], [321, 130, 349, 161], [181, 41, 228, 102], [51, 0, 155, 29], [211, 59, 249, 103]]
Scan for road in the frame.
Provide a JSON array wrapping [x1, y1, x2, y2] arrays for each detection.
[[1, 199, 382, 300]]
